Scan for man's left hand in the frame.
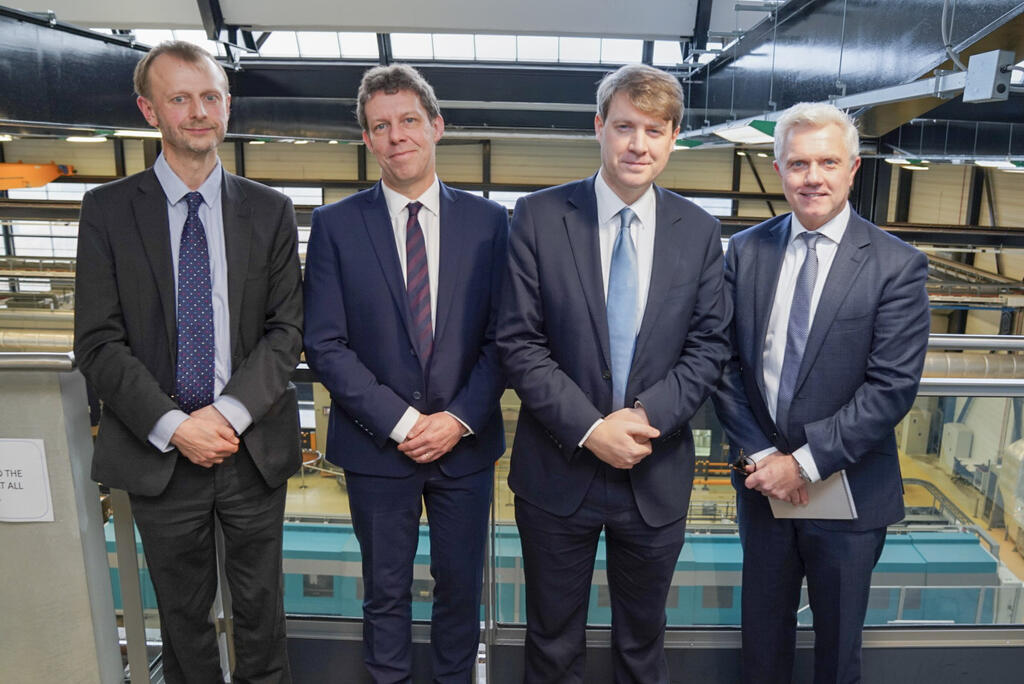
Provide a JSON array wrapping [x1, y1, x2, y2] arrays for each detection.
[[398, 412, 464, 463], [745, 452, 809, 504]]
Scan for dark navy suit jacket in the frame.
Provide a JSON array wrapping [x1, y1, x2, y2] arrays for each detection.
[[713, 211, 931, 531], [497, 176, 731, 527], [303, 181, 508, 477]]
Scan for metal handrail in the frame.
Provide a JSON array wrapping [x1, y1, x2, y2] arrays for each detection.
[[928, 335, 1024, 352], [0, 351, 75, 370]]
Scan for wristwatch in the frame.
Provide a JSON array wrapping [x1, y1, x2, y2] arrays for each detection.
[[794, 457, 812, 482]]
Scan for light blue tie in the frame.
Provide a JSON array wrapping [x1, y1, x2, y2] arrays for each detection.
[[775, 231, 821, 431], [607, 207, 639, 409]]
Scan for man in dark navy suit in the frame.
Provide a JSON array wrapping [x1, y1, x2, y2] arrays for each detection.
[[498, 64, 731, 683], [303, 64, 507, 683], [714, 102, 930, 683]]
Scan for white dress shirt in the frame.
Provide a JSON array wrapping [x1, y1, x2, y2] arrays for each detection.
[[579, 171, 658, 446], [750, 203, 852, 482], [380, 178, 470, 444], [147, 154, 252, 452]]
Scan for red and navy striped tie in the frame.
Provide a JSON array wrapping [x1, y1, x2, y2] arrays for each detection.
[[405, 202, 432, 365]]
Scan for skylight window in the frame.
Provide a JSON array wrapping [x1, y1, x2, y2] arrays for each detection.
[[517, 35, 559, 62], [296, 32, 342, 58], [339, 33, 379, 59], [652, 41, 682, 66], [391, 33, 434, 60], [432, 33, 475, 61], [559, 37, 601, 63], [599, 39, 642, 64], [258, 31, 301, 57], [474, 34, 516, 61]]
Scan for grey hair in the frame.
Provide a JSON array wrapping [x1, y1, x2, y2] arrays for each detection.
[[773, 102, 860, 165]]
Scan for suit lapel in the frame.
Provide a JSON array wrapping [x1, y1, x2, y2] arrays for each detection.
[[794, 213, 870, 394], [564, 178, 611, 367], [132, 169, 177, 358], [432, 183, 463, 345], [632, 186, 681, 365], [753, 216, 790, 393], [361, 182, 416, 344], [222, 171, 251, 356]]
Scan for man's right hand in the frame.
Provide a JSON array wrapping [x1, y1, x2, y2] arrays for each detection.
[[170, 415, 239, 468], [583, 418, 660, 469]]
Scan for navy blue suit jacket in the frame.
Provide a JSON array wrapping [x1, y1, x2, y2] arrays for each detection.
[[303, 181, 508, 477], [497, 176, 731, 527], [713, 211, 930, 531]]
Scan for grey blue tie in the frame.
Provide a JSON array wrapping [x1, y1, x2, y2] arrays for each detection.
[[775, 231, 821, 431], [607, 207, 639, 409], [175, 191, 215, 413]]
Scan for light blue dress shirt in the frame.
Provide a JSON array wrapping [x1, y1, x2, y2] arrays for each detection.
[[147, 154, 252, 452]]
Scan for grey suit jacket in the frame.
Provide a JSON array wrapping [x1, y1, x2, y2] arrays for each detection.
[[74, 167, 303, 496], [713, 211, 930, 530]]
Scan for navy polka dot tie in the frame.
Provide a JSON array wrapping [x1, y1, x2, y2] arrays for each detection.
[[175, 191, 215, 413], [405, 202, 433, 366]]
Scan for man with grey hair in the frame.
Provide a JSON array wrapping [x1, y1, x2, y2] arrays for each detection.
[[304, 64, 508, 682], [498, 63, 730, 682], [714, 102, 930, 683]]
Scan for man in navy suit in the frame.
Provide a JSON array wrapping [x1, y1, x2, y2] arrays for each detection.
[[498, 64, 730, 683], [713, 102, 930, 683], [303, 64, 507, 683]]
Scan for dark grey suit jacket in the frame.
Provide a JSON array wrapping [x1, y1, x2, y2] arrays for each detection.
[[74, 167, 303, 496], [713, 211, 930, 530], [497, 176, 731, 527]]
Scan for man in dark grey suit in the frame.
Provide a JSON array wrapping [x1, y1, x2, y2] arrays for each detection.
[[714, 102, 930, 683], [74, 41, 302, 683], [498, 64, 730, 683]]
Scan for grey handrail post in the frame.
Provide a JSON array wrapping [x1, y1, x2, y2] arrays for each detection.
[[109, 488, 152, 684]]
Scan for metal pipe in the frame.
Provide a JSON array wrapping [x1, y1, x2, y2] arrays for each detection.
[[0, 329, 73, 351], [924, 352, 1024, 378], [0, 309, 74, 329], [928, 334, 1024, 351]]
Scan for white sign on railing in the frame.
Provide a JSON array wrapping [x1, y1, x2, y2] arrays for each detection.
[[0, 439, 54, 522]]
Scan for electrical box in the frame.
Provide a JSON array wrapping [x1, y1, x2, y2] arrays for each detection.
[[940, 422, 973, 473], [899, 407, 931, 455], [963, 49, 1014, 103]]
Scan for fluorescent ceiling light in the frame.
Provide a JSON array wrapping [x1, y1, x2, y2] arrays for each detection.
[[248, 140, 267, 145], [293, 140, 310, 145], [975, 159, 1015, 169], [0, 134, 12, 142], [713, 119, 775, 144], [885, 157, 909, 164], [66, 135, 108, 143], [114, 129, 162, 139], [328, 140, 340, 144], [904, 164, 929, 170], [756, 152, 769, 158], [736, 151, 747, 156]]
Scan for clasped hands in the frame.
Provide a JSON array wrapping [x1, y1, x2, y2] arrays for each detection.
[[398, 412, 464, 464], [742, 451, 808, 506], [170, 405, 239, 468], [583, 406, 660, 469]]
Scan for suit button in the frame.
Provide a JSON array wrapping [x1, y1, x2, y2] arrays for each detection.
[[410, 347, 416, 356], [770, 432, 778, 440], [413, 391, 422, 400], [602, 370, 612, 380]]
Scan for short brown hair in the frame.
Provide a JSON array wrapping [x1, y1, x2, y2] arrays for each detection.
[[133, 40, 228, 100], [356, 64, 441, 132], [596, 64, 684, 131]]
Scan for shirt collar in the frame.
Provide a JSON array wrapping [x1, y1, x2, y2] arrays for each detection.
[[594, 170, 656, 232], [789, 202, 851, 246], [381, 176, 441, 220], [153, 152, 223, 208]]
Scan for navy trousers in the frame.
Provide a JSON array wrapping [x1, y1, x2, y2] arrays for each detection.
[[515, 467, 685, 684], [346, 461, 493, 684], [737, 484, 886, 684]]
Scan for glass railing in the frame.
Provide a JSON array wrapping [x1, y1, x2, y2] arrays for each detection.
[[15, 336, 1024, 681]]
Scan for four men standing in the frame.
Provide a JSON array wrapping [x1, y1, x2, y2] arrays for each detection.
[[76, 41, 932, 683]]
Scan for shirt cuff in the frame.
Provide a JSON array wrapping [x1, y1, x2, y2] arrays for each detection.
[[390, 406, 421, 444], [214, 395, 253, 436], [148, 410, 189, 453], [444, 411, 473, 437], [579, 419, 603, 448], [748, 446, 777, 464], [791, 445, 821, 483]]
